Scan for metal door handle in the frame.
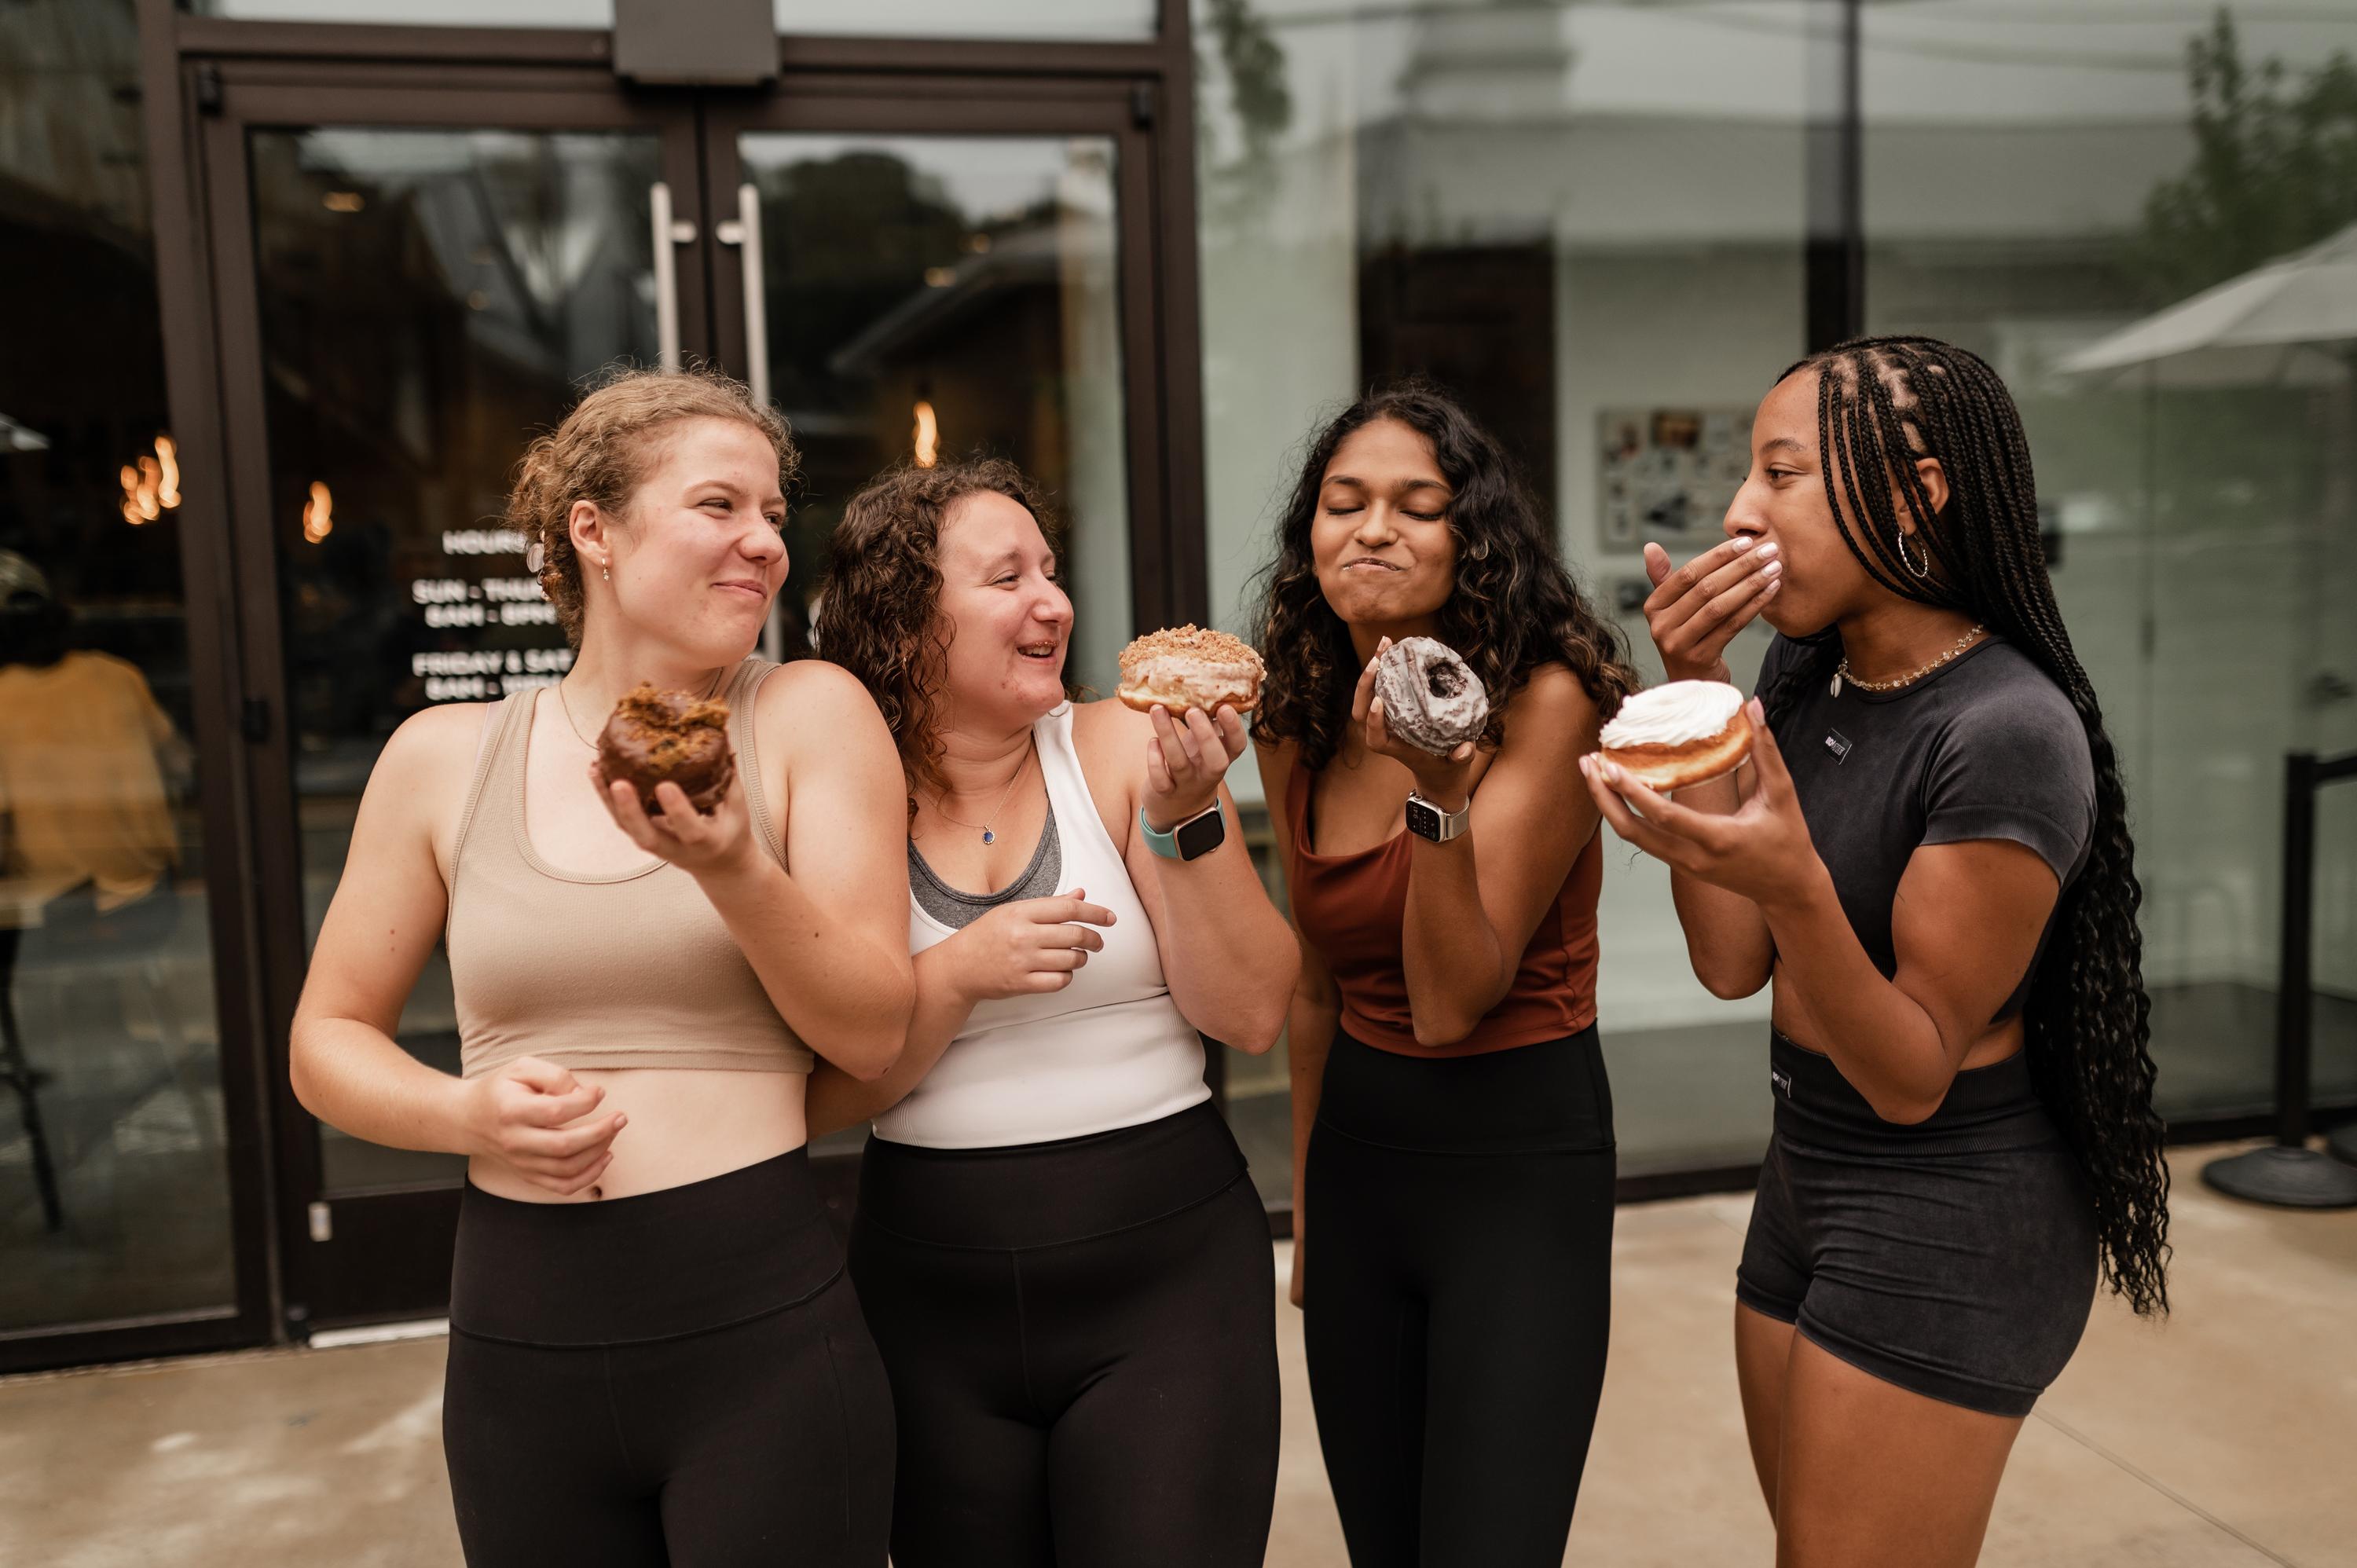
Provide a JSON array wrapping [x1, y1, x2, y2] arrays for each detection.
[[717, 183, 772, 408], [718, 181, 784, 661], [649, 181, 697, 372]]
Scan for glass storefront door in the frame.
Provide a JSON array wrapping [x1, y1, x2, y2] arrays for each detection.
[[200, 66, 1169, 1329], [203, 68, 706, 1325], [0, 0, 262, 1365], [704, 82, 1166, 696]]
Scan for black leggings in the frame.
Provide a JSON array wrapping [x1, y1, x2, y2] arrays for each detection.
[[849, 1100, 1280, 1568], [1305, 1029, 1617, 1568], [442, 1148, 894, 1566]]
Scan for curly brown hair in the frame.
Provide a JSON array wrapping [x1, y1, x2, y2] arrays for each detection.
[[507, 366, 797, 647], [1251, 382, 1637, 771], [813, 456, 1058, 800]]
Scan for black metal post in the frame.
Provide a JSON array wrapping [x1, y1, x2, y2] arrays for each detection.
[[2204, 751, 2357, 1207], [2275, 751, 2318, 1147]]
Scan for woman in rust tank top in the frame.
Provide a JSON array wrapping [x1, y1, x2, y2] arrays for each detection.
[[1251, 384, 1635, 1567]]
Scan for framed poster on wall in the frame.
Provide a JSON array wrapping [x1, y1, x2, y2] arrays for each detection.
[[1598, 406, 1752, 549]]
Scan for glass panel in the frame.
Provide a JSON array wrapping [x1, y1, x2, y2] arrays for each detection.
[[773, 0, 1153, 42], [1863, 2, 2357, 1121], [0, 0, 236, 1332], [1194, 0, 1814, 1199], [738, 133, 1132, 700], [246, 128, 662, 1189], [188, 0, 610, 25]]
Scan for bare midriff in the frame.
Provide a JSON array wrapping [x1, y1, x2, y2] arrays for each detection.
[[466, 1066, 811, 1203], [1771, 971, 2027, 1075]]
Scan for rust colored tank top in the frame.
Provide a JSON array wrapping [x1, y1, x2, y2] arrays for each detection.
[[445, 658, 815, 1079], [1284, 757, 1600, 1057]]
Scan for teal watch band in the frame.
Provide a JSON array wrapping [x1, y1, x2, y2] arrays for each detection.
[[1140, 800, 1225, 861]]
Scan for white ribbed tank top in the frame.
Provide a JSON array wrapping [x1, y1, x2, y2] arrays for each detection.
[[873, 703, 1211, 1149]]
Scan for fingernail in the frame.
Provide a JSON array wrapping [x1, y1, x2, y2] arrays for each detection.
[[1763, 559, 1783, 576], [1733, 537, 1755, 551], [1758, 542, 1779, 559]]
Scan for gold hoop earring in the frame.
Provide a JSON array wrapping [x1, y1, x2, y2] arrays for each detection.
[[1897, 529, 1932, 579]]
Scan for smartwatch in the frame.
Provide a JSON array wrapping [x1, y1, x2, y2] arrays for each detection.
[[1141, 800, 1226, 862], [1405, 791, 1472, 844]]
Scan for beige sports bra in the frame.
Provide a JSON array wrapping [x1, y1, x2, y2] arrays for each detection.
[[444, 658, 815, 1079]]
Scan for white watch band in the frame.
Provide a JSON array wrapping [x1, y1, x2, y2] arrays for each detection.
[[1406, 791, 1472, 843]]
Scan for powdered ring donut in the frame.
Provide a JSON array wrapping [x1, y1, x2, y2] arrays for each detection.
[[1373, 636, 1489, 756]]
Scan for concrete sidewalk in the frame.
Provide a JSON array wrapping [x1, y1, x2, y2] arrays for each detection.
[[5, 1141, 2352, 1566]]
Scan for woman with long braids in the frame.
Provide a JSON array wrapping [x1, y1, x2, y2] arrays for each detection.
[[1253, 383, 1636, 1566], [1584, 335, 2168, 1565]]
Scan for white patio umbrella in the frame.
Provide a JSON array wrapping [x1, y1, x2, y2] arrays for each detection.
[[2059, 221, 2357, 388]]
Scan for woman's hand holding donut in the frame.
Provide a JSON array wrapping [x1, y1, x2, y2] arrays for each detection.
[[1578, 698, 1822, 908], [1353, 636, 1478, 808], [1641, 537, 1782, 684], [457, 1056, 626, 1196], [590, 760, 758, 883], [1143, 704, 1248, 832], [947, 892, 1117, 1001]]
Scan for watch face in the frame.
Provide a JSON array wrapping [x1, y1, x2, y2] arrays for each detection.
[[1174, 805, 1226, 860], [1405, 797, 1441, 841]]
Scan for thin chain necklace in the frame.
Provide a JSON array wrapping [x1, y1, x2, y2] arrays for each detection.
[[555, 665, 728, 751], [1831, 625, 1986, 697], [927, 741, 1035, 845]]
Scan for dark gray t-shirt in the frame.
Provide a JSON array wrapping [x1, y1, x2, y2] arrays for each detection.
[[1755, 632, 2095, 1020]]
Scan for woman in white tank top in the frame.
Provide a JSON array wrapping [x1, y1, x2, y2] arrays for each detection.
[[288, 369, 911, 1566], [808, 458, 1298, 1568]]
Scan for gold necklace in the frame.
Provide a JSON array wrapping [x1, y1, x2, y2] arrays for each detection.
[[926, 742, 1035, 845], [555, 666, 727, 751], [1831, 625, 1986, 697]]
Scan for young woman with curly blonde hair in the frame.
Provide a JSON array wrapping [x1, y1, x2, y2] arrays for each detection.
[[291, 368, 911, 1566]]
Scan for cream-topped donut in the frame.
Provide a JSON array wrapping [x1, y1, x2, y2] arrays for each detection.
[[1597, 680, 1752, 791], [1116, 625, 1265, 715]]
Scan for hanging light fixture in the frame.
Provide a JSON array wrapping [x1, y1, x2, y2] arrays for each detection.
[[302, 480, 334, 542], [912, 401, 940, 468], [115, 435, 182, 526]]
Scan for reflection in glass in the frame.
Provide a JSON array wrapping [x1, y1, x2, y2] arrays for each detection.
[[739, 133, 1132, 697], [773, 0, 1153, 41], [1193, 0, 1815, 1196], [1864, 3, 2357, 1120], [247, 129, 662, 1188], [0, 0, 234, 1332]]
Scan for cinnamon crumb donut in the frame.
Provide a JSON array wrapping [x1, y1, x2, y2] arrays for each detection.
[[1116, 625, 1264, 715], [597, 683, 736, 815]]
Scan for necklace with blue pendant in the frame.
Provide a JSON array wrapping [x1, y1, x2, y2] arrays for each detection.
[[933, 742, 1034, 845]]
